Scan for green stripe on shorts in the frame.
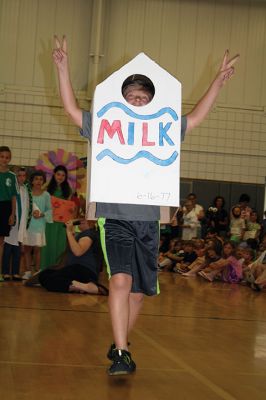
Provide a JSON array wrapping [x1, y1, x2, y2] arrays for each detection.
[[97, 217, 111, 278]]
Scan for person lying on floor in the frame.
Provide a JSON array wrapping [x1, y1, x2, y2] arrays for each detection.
[[25, 219, 108, 295]]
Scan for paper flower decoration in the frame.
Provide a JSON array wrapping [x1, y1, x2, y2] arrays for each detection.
[[36, 148, 86, 190]]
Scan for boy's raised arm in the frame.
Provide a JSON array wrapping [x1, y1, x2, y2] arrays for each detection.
[[53, 35, 83, 129], [186, 50, 240, 132]]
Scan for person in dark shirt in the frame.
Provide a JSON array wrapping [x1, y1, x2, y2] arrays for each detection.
[[173, 240, 197, 273], [25, 219, 108, 295], [205, 196, 229, 238]]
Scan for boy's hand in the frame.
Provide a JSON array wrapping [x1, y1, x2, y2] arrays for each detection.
[[53, 35, 68, 72], [215, 50, 240, 87]]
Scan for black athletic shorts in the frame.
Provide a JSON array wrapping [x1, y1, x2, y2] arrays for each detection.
[[98, 218, 160, 296], [0, 200, 12, 236]]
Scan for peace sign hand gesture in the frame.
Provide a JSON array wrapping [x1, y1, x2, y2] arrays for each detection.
[[52, 35, 68, 72], [215, 50, 240, 87]]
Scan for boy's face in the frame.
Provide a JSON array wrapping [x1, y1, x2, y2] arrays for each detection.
[[195, 247, 205, 256], [124, 85, 152, 107], [17, 170, 27, 185], [0, 151, 11, 168]]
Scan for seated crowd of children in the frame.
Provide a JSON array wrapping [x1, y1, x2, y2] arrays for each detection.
[[158, 202, 266, 292]]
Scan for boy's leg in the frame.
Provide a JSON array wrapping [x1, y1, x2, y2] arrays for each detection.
[[98, 219, 138, 348], [128, 292, 144, 333], [99, 218, 156, 374], [107, 287, 144, 355], [108, 273, 132, 350], [108, 273, 137, 375]]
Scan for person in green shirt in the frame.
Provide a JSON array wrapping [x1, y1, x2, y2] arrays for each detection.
[[40, 165, 72, 270], [0, 146, 18, 280]]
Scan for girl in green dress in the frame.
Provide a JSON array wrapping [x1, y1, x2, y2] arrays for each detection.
[[40, 165, 72, 269]]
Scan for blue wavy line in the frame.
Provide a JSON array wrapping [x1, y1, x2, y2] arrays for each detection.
[[97, 102, 178, 121], [96, 149, 178, 166]]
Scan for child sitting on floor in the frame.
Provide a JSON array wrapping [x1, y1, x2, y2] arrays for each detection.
[[158, 238, 184, 271], [173, 240, 197, 273], [243, 210, 261, 241], [199, 241, 242, 283], [182, 240, 206, 277], [240, 247, 256, 287]]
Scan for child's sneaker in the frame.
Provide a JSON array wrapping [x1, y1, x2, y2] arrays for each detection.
[[22, 271, 32, 280], [23, 270, 41, 286], [108, 349, 136, 375], [107, 342, 130, 361], [107, 343, 116, 361]]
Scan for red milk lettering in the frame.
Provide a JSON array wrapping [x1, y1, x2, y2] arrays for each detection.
[[142, 122, 155, 146], [97, 119, 125, 144]]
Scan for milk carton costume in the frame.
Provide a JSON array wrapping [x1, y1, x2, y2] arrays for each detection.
[[80, 54, 187, 295]]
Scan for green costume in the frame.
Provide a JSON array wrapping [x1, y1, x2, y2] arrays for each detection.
[[40, 188, 67, 270], [0, 171, 18, 201]]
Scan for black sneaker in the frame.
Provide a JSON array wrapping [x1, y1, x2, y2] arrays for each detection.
[[107, 342, 130, 361], [108, 349, 136, 376], [107, 343, 116, 361]]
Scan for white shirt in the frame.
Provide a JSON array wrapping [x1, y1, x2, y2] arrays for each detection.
[[182, 209, 199, 240], [4, 185, 29, 246]]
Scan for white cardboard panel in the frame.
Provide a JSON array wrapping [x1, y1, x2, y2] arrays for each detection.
[[88, 52, 181, 207]]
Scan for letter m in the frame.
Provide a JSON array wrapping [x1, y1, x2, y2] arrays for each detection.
[[97, 119, 125, 144]]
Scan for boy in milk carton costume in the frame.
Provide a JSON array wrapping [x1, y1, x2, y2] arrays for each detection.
[[53, 36, 239, 375]]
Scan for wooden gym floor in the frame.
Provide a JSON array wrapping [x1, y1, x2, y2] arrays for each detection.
[[0, 272, 266, 400]]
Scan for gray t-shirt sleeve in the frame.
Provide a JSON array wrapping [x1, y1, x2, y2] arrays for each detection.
[[181, 115, 187, 141], [80, 110, 187, 142], [80, 110, 92, 141]]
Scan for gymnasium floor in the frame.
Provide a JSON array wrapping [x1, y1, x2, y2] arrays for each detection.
[[0, 272, 265, 400]]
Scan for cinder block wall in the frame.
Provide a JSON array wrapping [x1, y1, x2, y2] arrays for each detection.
[[0, 0, 265, 186]]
